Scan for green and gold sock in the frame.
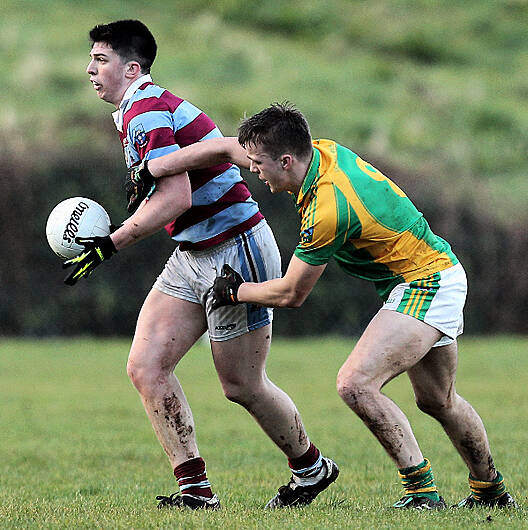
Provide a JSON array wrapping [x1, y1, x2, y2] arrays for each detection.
[[468, 471, 505, 503], [398, 458, 440, 501]]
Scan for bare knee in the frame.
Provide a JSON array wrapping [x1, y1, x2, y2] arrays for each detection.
[[127, 357, 157, 396], [218, 369, 270, 409], [127, 349, 173, 399], [220, 377, 257, 407], [415, 392, 455, 419], [336, 368, 373, 411], [215, 359, 266, 407], [127, 356, 147, 389]]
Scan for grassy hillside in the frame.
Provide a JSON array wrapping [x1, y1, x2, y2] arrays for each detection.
[[3, 0, 527, 217], [2, 1, 527, 337]]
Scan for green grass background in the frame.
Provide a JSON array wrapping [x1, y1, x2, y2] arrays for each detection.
[[1, 336, 527, 528]]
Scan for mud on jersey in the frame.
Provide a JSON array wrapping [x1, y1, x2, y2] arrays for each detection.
[[294, 139, 458, 300]]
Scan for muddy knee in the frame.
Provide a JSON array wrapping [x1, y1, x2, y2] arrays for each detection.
[[127, 359, 156, 394], [336, 370, 373, 411], [219, 375, 263, 409], [221, 381, 254, 406], [127, 350, 174, 399], [415, 393, 453, 418]]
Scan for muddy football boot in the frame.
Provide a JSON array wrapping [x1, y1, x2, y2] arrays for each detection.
[[454, 492, 518, 509], [393, 495, 447, 510], [265, 457, 339, 509], [156, 492, 221, 510]]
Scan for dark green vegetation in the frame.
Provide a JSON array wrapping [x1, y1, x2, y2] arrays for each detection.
[[2, 1, 527, 336], [1, 336, 527, 528]]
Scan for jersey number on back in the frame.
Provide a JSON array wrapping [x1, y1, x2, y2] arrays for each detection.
[[355, 156, 406, 198]]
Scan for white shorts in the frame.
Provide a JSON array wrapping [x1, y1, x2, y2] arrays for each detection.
[[153, 220, 281, 341], [381, 263, 467, 347]]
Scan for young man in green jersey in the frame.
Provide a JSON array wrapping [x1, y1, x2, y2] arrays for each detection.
[[129, 102, 517, 510]]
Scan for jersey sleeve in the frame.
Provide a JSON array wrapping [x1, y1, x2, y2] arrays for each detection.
[[294, 182, 362, 266]]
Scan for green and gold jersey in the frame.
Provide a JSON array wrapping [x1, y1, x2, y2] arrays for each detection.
[[294, 139, 458, 300]]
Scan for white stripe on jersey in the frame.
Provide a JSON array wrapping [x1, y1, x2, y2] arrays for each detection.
[[146, 144, 180, 160], [200, 127, 223, 141]]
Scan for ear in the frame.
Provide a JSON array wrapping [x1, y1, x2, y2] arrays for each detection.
[[280, 154, 293, 169], [125, 61, 142, 79]]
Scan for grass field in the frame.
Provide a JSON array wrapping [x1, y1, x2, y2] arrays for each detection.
[[1, 336, 527, 528]]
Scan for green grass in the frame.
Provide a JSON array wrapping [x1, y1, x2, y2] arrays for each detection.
[[1, 336, 527, 528]]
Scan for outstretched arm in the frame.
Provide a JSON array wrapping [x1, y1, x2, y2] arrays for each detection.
[[147, 137, 249, 178], [237, 255, 327, 308], [212, 255, 327, 309]]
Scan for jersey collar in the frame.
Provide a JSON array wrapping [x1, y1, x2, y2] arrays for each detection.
[[296, 146, 320, 207], [112, 74, 152, 132]]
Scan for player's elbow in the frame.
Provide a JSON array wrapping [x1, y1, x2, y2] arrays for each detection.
[[285, 297, 304, 309], [180, 191, 192, 213], [224, 137, 250, 169], [279, 289, 308, 308], [159, 174, 192, 218]]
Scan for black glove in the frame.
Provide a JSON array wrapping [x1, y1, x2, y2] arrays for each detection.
[[63, 236, 117, 286], [126, 159, 155, 213], [211, 264, 245, 310]]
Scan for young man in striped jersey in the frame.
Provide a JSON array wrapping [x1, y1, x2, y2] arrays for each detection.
[[65, 21, 338, 510], [142, 102, 517, 510]]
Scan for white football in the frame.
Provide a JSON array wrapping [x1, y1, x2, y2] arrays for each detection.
[[46, 197, 111, 259]]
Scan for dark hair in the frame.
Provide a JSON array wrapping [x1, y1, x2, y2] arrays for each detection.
[[238, 102, 312, 160], [89, 19, 157, 73]]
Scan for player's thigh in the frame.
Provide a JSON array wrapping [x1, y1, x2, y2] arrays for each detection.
[[210, 324, 272, 387], [203, 220, 281, 342], [129, 288, 207, 371], [406, 340, 458, 408], [339, 309, 443, 387]]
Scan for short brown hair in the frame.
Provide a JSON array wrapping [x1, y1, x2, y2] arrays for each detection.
[[238, 102, 312, 160]]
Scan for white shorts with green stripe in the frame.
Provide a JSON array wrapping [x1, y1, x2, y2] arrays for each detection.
[[381, 263, 467, 347]]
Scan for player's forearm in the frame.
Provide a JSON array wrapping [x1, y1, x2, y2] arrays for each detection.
[[112, 173, 191, 250], [148, 137, 249, 178], [237, 278, 306, 308], [235, 257, 326, 308]]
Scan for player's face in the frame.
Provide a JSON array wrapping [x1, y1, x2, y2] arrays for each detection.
[[246, 144, 289, 194], [86, 42, 129, 107]]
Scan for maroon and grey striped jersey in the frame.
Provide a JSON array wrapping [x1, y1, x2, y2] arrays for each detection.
[[113, 75, 263, 250]]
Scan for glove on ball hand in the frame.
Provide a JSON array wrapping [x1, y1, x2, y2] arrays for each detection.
[[211, 264, 245, 310], [125, 159, 155, 213], [63, 235, 117, 286]]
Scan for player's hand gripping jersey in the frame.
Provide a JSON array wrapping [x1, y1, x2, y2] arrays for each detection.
[[294, 140, 458, 301], [114, 75, 263, 250]]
